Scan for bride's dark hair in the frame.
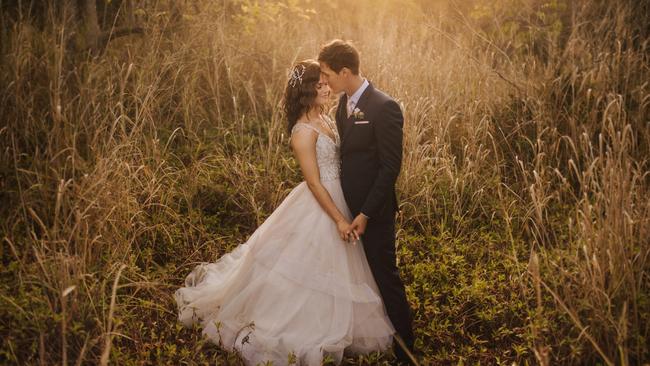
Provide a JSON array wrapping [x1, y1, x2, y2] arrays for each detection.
[[282, 59, 324, 134]]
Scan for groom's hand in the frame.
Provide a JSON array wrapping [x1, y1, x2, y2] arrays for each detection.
[[350, 214, 369, 239]]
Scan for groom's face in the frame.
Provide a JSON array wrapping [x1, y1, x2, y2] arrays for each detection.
[[319, 62, 344, 94]]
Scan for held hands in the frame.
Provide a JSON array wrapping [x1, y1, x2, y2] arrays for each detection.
[[337, 214, 368, 245], [350, 213, 368, 237], [347, 214, 369, 244], [336, 220, 352, 242]]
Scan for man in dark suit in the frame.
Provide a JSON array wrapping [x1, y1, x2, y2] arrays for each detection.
[[318, 39, 415, 365]]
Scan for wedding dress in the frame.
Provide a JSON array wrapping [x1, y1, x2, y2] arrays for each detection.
[[174, 118, 395, 365]]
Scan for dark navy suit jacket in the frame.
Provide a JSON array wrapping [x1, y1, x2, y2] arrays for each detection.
[[335, 82, 403, 221]]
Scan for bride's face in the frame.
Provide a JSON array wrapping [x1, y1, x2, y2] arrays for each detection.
[[313, 77, 331, 106]]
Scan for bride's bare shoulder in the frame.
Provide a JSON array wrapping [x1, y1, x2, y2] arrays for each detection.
[[290, 123, 319, 149]]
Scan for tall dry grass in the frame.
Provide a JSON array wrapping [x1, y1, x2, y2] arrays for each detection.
[[1, 0, 648, 364]]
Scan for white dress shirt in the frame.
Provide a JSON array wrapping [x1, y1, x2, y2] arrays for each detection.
[[346, 78, 369, 116]]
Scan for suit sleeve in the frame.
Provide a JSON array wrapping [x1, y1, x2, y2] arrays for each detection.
[[360, 99, 403, 218]]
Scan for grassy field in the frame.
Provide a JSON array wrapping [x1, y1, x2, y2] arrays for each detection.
[[1, 0, 648, 364]]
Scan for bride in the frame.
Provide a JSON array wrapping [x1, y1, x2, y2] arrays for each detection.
[[174, 59, 395, 365]]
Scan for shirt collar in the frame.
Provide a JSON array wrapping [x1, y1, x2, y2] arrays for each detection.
[[347, 78, 369, 107]]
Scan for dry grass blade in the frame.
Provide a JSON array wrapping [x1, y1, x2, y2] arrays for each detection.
[[100, 264, 127, 366]]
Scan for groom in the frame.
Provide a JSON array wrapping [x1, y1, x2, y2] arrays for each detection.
[[318, 39, 415, 364]]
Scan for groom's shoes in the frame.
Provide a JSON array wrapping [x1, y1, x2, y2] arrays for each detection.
[[392, 334, 419, 366], [392, 355, 417, 366], [393, 351, 415, 366]]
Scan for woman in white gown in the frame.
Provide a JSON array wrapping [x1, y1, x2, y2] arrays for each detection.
[[174, 59, 395, 365]]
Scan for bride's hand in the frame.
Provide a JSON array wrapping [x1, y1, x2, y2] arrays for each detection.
[[336, 220, 353, 243]]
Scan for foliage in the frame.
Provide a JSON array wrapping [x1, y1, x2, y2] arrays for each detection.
[[0, 0, 648, 365]]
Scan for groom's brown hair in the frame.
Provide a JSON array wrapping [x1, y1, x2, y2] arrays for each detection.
[[318, 39, 360, 75]]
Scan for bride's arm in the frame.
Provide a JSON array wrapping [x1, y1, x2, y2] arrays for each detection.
[[291, 128, 351, 242]]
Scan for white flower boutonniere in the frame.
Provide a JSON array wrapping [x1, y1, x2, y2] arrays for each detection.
[[352, 107, 365, 120]]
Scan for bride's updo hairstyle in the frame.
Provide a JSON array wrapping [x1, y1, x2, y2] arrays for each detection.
[[282, 59, 323, 134]]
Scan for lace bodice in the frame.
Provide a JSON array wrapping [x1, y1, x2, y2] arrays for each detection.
[[290, 118, 341, 181]]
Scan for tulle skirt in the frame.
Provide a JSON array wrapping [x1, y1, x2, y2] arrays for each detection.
[[174, 179, 395, 365]]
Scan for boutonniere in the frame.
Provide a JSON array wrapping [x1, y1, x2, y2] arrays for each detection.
[[351, 107, 365, 120]]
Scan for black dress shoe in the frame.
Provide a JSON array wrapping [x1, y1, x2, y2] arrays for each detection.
[[392, 334, 418, 366]]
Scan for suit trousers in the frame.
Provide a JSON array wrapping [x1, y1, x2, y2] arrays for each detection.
[[361, 215, 414, 361]]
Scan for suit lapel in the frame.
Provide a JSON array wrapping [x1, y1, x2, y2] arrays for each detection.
[[340, 82, 374, 149], [353, 82, 373, 117]]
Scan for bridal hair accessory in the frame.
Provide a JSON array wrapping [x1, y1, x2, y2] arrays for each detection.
[[288, 64, 306, 87]]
